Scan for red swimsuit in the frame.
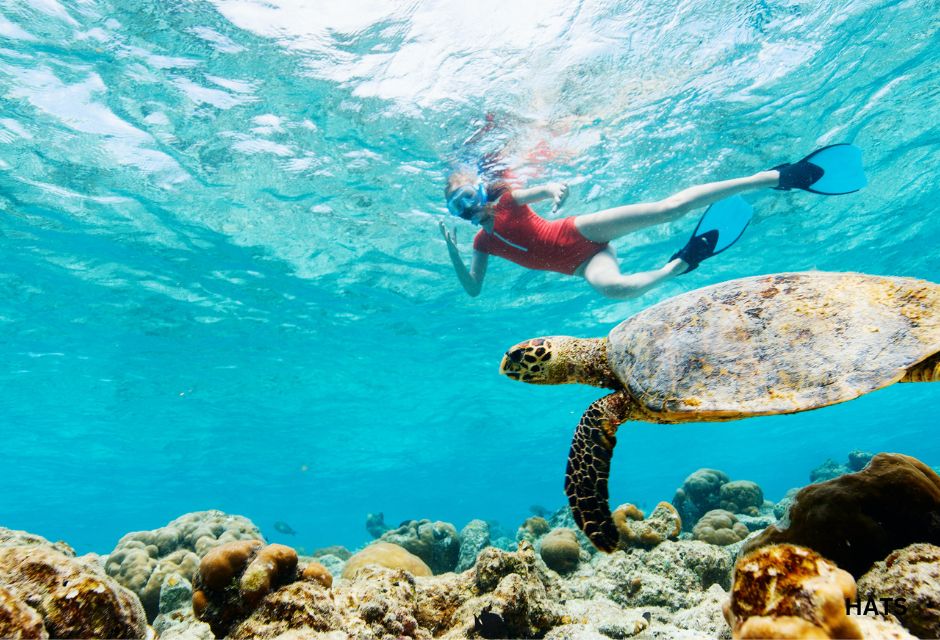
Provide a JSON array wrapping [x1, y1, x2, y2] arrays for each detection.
[[473, 193, 609, 275]]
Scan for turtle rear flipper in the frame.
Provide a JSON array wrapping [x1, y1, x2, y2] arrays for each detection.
[[564, 391, 638, 552]]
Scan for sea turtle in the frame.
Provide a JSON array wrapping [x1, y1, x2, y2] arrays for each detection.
[[499, 272, 940, 552]]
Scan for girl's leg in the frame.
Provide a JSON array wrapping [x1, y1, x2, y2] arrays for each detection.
[[579, 248, 686, 300], [574, 170, 779, 244]]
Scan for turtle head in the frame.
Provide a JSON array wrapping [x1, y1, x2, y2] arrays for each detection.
[[499, 336, 618, 388]]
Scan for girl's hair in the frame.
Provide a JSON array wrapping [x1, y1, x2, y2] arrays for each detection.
[[444, 169, 478, 198], [485, 180, 511, 202], [445, 167, 511, 202]]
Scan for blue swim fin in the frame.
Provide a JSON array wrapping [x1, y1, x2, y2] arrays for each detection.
[[671, 196, 753, 273], [773, 143, 867, 195]]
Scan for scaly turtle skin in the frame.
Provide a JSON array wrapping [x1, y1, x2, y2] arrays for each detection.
[[499, 272, 940, 552]]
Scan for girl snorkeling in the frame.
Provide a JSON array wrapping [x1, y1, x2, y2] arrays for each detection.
[[440, 144, 865, 299], [440, 169, 777, 299]]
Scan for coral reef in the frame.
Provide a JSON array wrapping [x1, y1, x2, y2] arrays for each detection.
[[24, 498, 938, 640], [0, 521, 742, 640], [7, 447, 937, 640], [744, 453, 940, 577], [693, 510, 750, 545], [0, 544, 148, 639], [105, 510, 263, 620], [857, 543, 940, 638], [612, 502, 682, 549], [672, 468, 730, 530], [539, 528, 583, 574], [719, 481, 764, 516], [379, 519, 460, 574], [724, 543, 860, 639], [342, 542, 432, 579], [456, 519, 490, 572]]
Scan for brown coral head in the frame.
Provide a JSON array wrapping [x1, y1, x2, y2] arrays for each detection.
[[301, 561, 333, 589], [521, 516, 551, 537], [199, 540, 264, 591], [727, 544, 860, 639], [192, 589, 208, 617], [193, 542, 301, 638], [238, 544, 298, 609], [538, 528, 581, 574], [693, 509, 749, 546], [341, 542, 432, 580]]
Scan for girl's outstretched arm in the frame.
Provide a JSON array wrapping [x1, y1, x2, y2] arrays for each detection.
[[510, 183, 569, 212], [440, 222, 488, 297]]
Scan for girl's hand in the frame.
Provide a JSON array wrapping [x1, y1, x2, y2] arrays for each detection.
[[548, 182, 569, 214], [439, 220, 458, 247]]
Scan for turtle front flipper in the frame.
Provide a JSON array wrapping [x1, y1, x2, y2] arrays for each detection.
[[564, 390, 640, 552], [901, 352, 940, 382]]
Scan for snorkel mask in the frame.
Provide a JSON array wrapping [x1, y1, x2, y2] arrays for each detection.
[[446, 181, 488, 221]]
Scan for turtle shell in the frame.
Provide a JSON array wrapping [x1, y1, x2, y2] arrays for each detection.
[[607, 272, 940, 421]]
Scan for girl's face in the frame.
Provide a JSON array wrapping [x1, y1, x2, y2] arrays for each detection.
[[446, 181, 488, 222]]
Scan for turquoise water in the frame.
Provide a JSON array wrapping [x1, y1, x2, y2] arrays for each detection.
[[1, 0, 937, 555]]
